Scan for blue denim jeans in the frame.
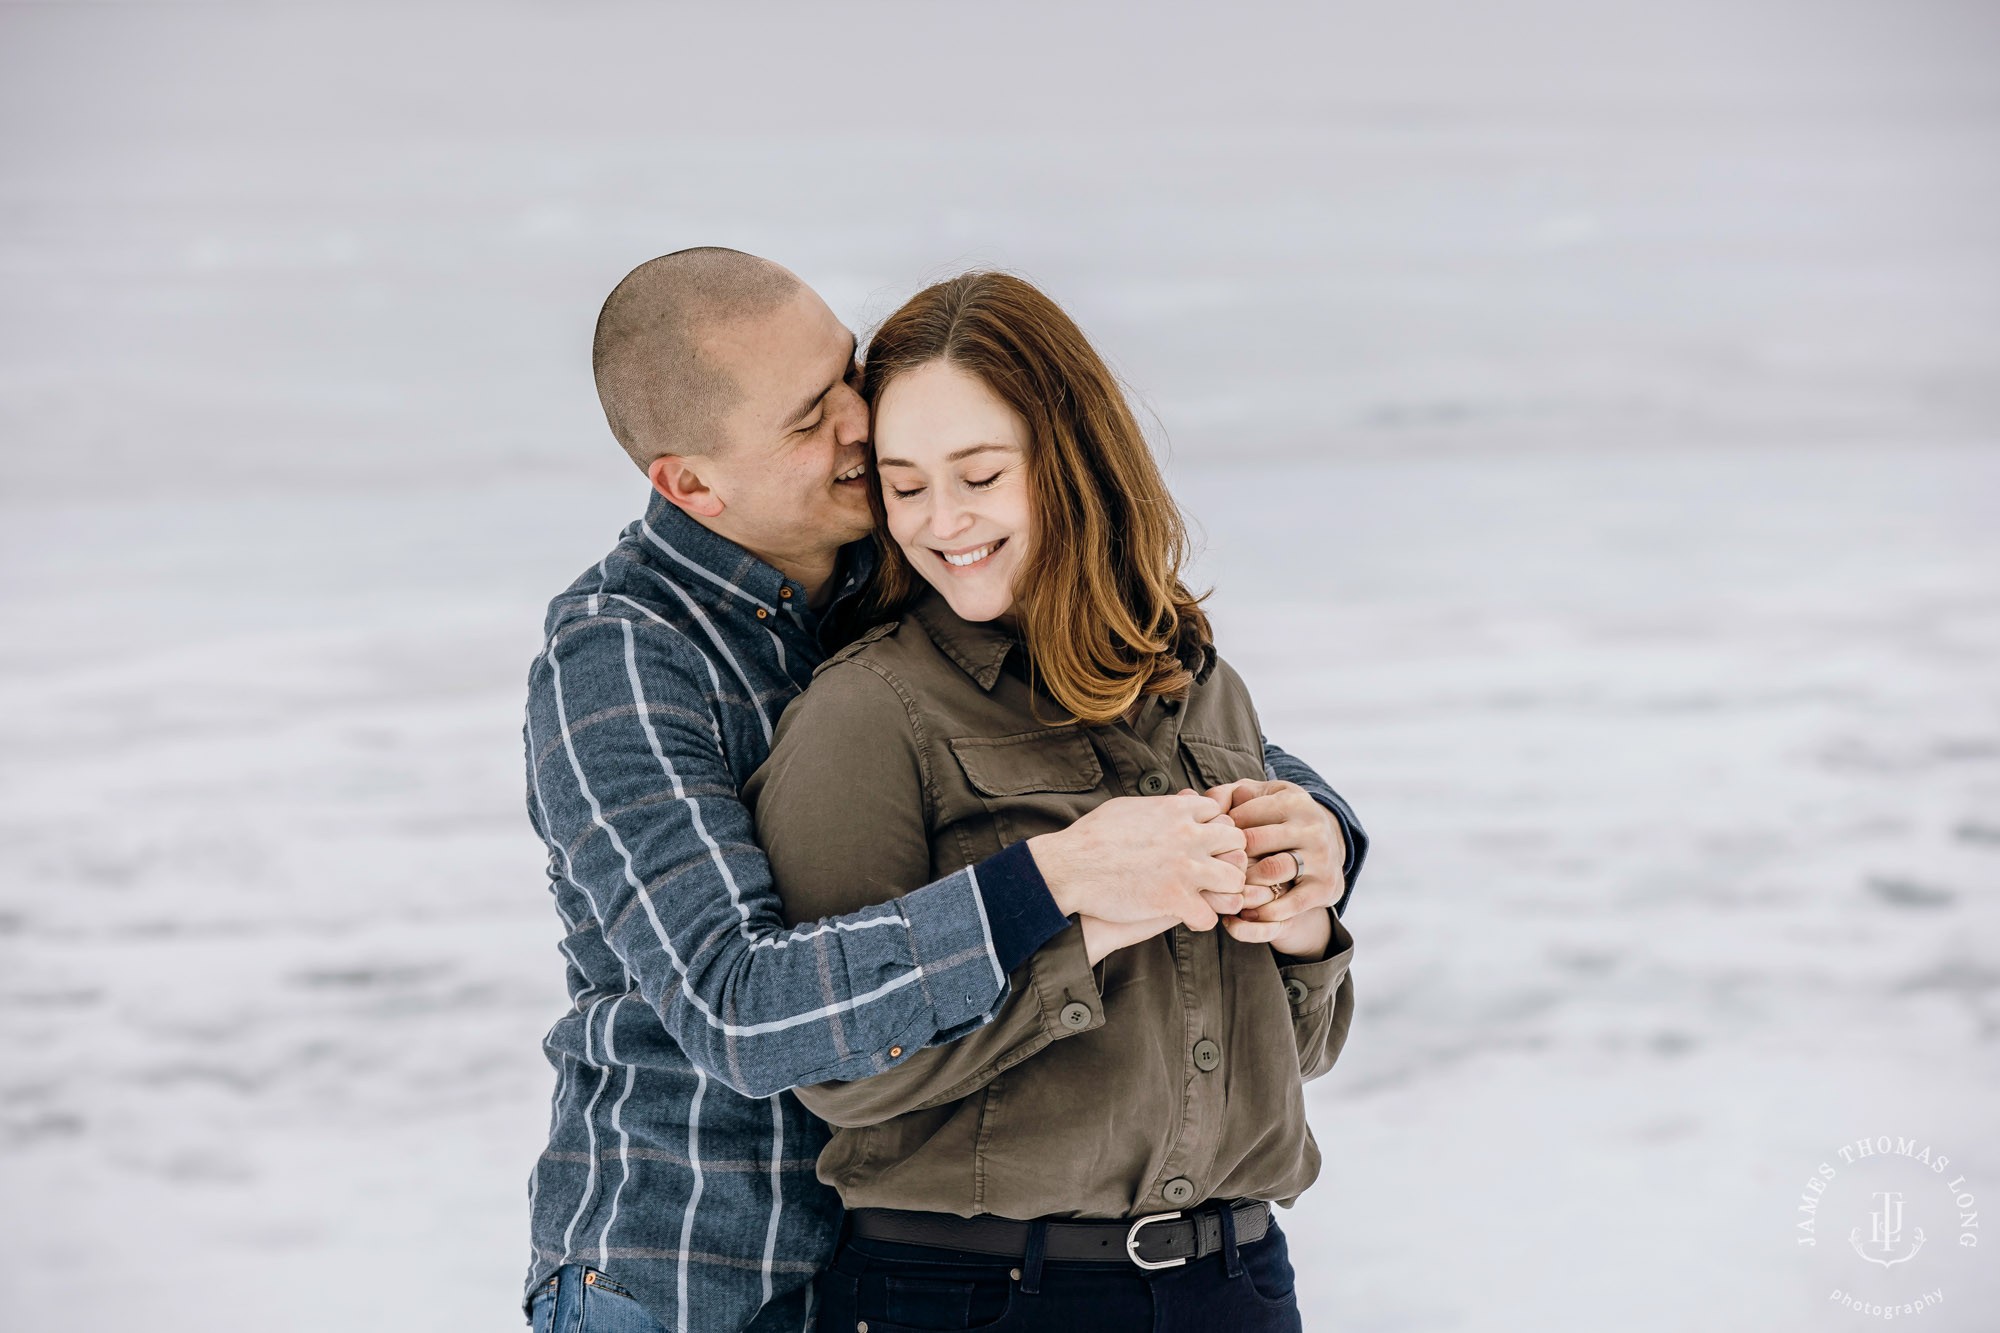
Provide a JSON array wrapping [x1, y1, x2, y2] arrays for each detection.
[[529, 1266, 669, 1333]]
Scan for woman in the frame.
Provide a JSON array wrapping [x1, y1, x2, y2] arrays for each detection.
[[745, 273, 1355, 1332]]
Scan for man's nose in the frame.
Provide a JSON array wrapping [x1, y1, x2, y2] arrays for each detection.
[[828, 382, 869, 445]]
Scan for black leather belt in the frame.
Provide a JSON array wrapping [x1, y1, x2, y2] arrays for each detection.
[[847, 1201, 1271, 1271]]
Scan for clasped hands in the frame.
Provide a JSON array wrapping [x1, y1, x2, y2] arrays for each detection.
[[1038, 780, 1343, 966]]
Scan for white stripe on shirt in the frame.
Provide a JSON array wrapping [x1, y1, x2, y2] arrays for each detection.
[[597, 995, 637, 1271], [676, 1066, 709, 1333]]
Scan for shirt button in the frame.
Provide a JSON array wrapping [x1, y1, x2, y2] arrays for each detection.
[[755, 607, 769, 619], [1285, 978, 1310, 1006], [1059, 1002, 1093, 1030], [1192, 1038, 1220, 1072], [1137, 769, 1171, 796], [1163, 1177, 1196, 1206], [888, 1046, 903, 1059], [780, 587, 793, 599]]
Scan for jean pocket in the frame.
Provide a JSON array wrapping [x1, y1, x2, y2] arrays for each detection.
[[1240, 1227, 1300, 1308], [855, 1273, 1018, 1332], [579, 1271, 666, 1333], [814, 1268, 861, 1332], [881, 1276, 975, 1330]]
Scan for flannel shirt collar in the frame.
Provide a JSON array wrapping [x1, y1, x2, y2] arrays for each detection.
[[632, 490, 875, 630]]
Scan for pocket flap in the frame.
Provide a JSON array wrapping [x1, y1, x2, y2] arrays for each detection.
[[949, 729, 1102, 797], [1180, 737, 1265, 790]]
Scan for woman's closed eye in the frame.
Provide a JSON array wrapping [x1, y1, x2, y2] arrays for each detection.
[[892, 474, 1000, 500], [888, 472, 1001, 501]]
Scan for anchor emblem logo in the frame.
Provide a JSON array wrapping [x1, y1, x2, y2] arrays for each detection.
[[1849, 1191, 1926, 1268]]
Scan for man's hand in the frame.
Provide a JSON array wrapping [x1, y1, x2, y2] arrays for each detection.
[[1204, 779, 1346, 925], [1029, 793, 1248, 932]]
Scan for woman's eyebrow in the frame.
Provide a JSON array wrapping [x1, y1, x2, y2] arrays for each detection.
[[875, 442, 1017, 468]]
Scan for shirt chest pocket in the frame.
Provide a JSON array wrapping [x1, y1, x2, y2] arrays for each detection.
[[946, 729, 1106, 853], [1179, 736, 1267, 790]]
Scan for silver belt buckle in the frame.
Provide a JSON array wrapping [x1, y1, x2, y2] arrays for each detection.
[[1124, 1211, 1187, 1270]]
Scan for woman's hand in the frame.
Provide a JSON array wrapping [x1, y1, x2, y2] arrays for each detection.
[[1220, 903, 1333, 959], [1078, 913, 1179, 965]]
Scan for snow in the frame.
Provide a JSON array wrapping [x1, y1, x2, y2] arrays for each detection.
[[2, 2, 1996, 1329]]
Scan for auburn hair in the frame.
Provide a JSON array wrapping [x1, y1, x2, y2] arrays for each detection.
[[859, 272, 1212, 726]]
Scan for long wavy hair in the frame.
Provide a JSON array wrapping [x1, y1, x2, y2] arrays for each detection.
[[859, 272, 1211, 726]]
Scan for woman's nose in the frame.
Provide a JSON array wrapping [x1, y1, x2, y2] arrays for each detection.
[[930, 493, 971, 540]]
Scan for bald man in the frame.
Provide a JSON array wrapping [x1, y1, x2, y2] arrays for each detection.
[[520, 249, 1368, 1333]]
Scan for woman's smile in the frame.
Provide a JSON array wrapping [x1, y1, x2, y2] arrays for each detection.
[[934, 537, 1007, 571]]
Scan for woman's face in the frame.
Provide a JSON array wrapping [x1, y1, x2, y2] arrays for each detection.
[[872, 359, 1035, 624]]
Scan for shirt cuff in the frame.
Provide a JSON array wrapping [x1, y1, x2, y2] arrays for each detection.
[[972, 839, 1070, 975], [1029, 918, 1104, 1040], [1278, 912, 1356, 1015]]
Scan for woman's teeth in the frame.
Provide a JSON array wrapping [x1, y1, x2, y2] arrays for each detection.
[[943, 541, 1002, 567], [834, 463, 868, 482]]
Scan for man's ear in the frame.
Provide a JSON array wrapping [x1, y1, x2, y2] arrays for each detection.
[[648, 454, 725, 519]]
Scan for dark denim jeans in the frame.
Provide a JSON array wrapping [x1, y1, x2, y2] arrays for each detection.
[[529, 1265, 669, 1333], [813, 1214, 1303, 1333]]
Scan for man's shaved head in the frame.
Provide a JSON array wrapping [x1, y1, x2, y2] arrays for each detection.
[[592, 247, 804, 468]]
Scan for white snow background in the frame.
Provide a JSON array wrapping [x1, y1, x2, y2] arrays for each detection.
[[2, 2, 1997, 1329]]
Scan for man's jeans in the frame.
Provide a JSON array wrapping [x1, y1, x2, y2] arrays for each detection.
[[529, 1266, 668, 1333]]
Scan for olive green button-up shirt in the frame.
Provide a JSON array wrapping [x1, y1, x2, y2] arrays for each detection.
[[744, 590, 1355, 1221]]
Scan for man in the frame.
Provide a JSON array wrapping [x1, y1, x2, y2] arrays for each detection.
[[522, 248, 1366, 1332]]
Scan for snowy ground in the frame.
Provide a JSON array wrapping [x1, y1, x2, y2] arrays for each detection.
[[3, 3, 1997, 1330]]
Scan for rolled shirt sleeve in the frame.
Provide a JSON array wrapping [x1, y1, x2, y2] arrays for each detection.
[[1277, 910, 1357, 1082], [800, 925, 1103, 1128]]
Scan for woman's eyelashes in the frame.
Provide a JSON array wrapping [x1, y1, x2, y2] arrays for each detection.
[[887, 472, 1003, 502]]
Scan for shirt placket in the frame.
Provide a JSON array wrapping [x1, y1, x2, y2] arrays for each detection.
[[1097, 700, 1228, 1210]]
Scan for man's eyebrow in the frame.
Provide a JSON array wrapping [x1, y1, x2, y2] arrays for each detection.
[[875, 442, 1018, 469], [783, 332, 860, 428]]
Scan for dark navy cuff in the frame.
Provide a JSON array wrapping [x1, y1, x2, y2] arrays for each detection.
[[974, 840, 1070, 975]]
